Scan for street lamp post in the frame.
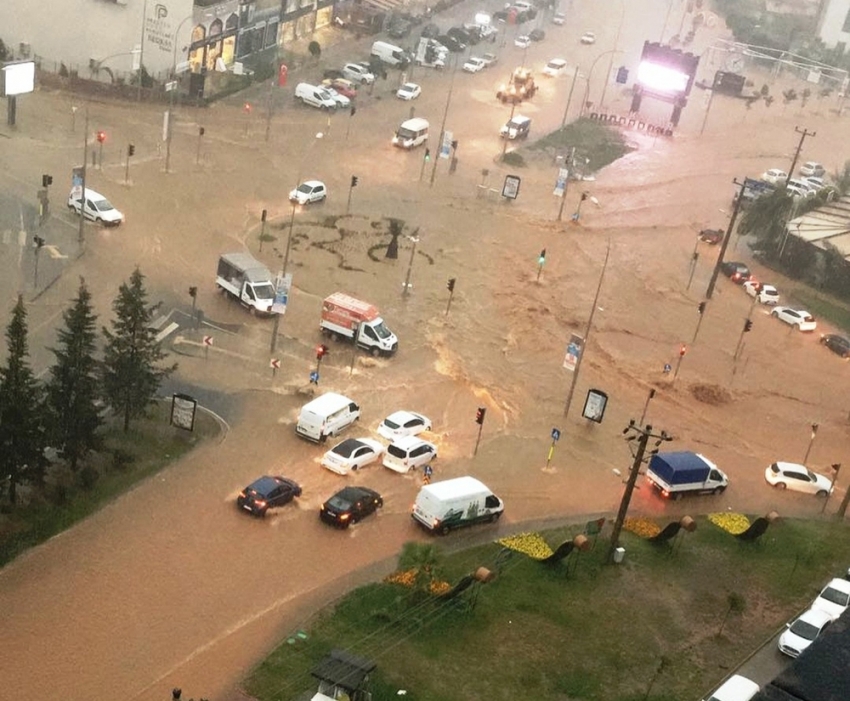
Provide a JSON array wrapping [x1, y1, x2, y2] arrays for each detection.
[[803, 422, 819, 465], [270, 132, 323, 353], [599, 0, 625, 110], [580, 49, 622, 118], [137, 0, 149, 102]]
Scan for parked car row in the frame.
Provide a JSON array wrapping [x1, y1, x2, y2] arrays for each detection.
[[778, 574, 850, 657], [759, 161, 831, 199]]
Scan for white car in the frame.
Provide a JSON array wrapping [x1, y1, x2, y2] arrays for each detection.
[[323, 87, 350, 108], [552, 12, 566, 25], [481, 52, 498, 68], [800, 161, 825, 178], [543, 58, 568, 77], [761, 168, 788, 185], [463, 57, 487, 73], [383, 436, 438, 473], [787, 178, 816, 198], [321, 437, 385, 475], [778, 607, 832, 657], [764, 461, 833, 496], [342, 63, 375, 84], [515, 35, 531, 49], [377, 410, 432, 440], [743, 281, 779, 305], [702, 674, 760, 701], [67, 188, 124, 226], [396, 82, 421, 100], [580, 31, 596, 44], [770, 306, 817, 331], [811, 578, 850, 620], [288, 180, 327, 205], [802, 176, 825, 191]]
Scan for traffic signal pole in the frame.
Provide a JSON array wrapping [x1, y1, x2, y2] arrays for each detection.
[[705, 179, 747, 299]]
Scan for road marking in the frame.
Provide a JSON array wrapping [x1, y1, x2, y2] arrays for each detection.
[[155, 322, 179, 342]]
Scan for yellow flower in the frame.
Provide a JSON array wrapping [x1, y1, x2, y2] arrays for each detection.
[[623, 517, 661, 539], [498, 532, 554, 560], [707, 512, 750, 535]]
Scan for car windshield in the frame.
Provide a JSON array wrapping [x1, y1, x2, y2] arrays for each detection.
[[387, 444, 407, 459], [327, 495, 352, 510], [333, 439, 362, 458], [297, 184, 313, 194], [92, 198, 115, 212], [789, 619, 821, 640], [373, 321, 392, 339], [401, 84, 416, 92], [397, 127, 417, 139], [252, 283, 275, 301], [820, 586, 850, 606]]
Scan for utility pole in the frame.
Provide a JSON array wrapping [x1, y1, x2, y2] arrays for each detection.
[[564, 240, 611, 416], [608, 421, 672, 563], [430, 57, 457, 187], [78, 107, 89, 246], [803, 422, 819, 465], [785, 126, 816, 186], [705, 179, 747, 299], [692, 301, 707, 342], [561, 66, 580, 128], [557, 147, 575, 222], [402, 235, 419, 297], [638, 388, 656, 425]]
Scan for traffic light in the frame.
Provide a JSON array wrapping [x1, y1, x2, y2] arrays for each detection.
[[128, 143, 135, 157], [261, 209, 267, 222], [188, 286, 197, 298], [351, 175, 359, 187], [424, 148, 431, 162], [447, 277, 456, 292], [243, 102, 252, 113], [743, 319, 753, 332], [33, 235, 45, 249], [580, 192, 588, 201], [350, 105, 356, 117], [616, 66, 629, 84], [316, 344, 329, 360], [698, 301, 706, 315], [199, 126, 205, 136], [538, 248, 546, 265], [475, 407, 486, 425], [679, 343, 687, 357], [41, 174, 53, 187], [832, 463, 842, 474], [96, 130, 106, 143], [451, 139, 458, 150]]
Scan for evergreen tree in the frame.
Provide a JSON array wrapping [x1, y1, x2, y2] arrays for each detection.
[[45, 278, 102, 471], [0, 295, 48, 504], [101, 268, 176, 432]]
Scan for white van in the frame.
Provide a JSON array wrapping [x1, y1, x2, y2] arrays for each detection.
[[371, 41, 410, 67], [412, 476, 503, 535], [392, 117, 429, 149], [702, 675, 760, 701], [295, 83, 338, 110], [295, 392, 361, 443]]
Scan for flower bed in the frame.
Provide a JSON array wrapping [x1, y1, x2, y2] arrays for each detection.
[[497, 532, 554, 560], [707, 512, 751, 535], [623, 517, 662, 539]]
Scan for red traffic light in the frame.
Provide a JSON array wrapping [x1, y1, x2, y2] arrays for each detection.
[[96, 130, 107, 143], [679, 344, 687, 357], [475, 407, 486, 425], [316, 344, 329, 359]]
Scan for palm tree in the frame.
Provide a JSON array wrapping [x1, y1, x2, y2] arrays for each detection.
[[398, 541, 444, 601]]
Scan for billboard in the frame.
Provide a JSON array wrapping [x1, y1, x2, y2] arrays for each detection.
[[1, 61, 35, 97], [636, 42, 699, 99]]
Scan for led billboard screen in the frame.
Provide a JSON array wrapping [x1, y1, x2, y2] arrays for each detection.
[[1, 61, 35, 97]]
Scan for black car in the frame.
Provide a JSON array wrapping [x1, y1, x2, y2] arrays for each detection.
[[720, 261, 752, 283], [319, 486, 383, 528], [420, 23, 442, 39], [529, 28, 545, 41], [820, 333, 850, 359], [437, 34, 466, 52], [698, 228, 724, 245], [237, 475, 302, 517], [448, 26, 475, 45]]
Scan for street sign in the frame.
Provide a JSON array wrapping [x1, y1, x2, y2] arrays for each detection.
[[551, 427, 561, 441], [582, 388, 608, 423], [270, 358, 280, 369], [563, 333, 583, 372], [440, 130, 453, 159], [553, 167, 568, 196], [310, 370, 319, 384], [272, 273, 292, 314], [203, 335, 213, 346], [502, 174, 521, 200]]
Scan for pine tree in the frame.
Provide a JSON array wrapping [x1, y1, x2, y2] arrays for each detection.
[[45, 278, 102, 471], [101, 268, 176, 432], [0, 295, 48, 504]]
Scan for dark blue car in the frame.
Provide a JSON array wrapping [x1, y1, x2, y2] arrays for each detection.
[[237, 475, 302, 517]]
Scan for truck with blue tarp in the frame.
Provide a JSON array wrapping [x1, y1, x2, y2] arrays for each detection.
[[646, 451, 729, 499]]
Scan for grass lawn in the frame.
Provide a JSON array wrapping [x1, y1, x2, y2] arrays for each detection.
[[245, 516, 850, 701], [0, 401, 220, 567]]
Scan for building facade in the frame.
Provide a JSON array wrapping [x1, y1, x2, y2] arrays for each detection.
[[818, 0, 850, 52]]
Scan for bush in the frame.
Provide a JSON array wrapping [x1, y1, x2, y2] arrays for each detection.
[[77, 465, 100, 490], [502, 151, 525, 167], [112, 449, 135, 471]]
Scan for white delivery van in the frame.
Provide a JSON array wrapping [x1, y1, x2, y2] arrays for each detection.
[[296, 392, 361, 443], [392, 118, 429, 149], [295, 83, 338, 110], [371, 41, 410, 67], [412, 476, 503, 535]]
